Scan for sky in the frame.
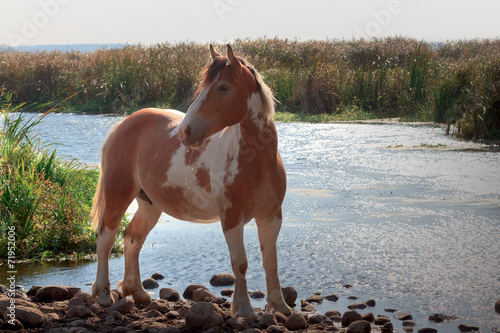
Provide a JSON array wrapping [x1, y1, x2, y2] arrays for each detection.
[[1, 0, 499, 47]]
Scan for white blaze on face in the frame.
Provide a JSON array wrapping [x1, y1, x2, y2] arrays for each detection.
[[179, 73, 220, 134]]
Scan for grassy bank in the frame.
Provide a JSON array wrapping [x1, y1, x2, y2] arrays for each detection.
[[0, 89, 124, 260], [0, 38, 499, 140]]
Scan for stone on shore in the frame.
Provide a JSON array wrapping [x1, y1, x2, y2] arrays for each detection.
[[342, 310, 363, 327], [159, 288, 180, 301], [306, 294, 323, 303], [285, 313, 307, 330], [108, 298, 135, 314], [347, 320, 371, 333], [394, 312, 413, 321], [281, 286, 297, 306], [259, 313, 278, 328], [67, 305, 95, 318], [221, 288, 234, 296], [209, 273, 236, 286], [183, 284, 208, 299], [458, 323, 480, 332], [151, 272, 165, 280], [34, 286, 74, 302], [495, 300, 500, 313], [325, 294, 339, 302], [249, 290, 265, 299], [185, 301, 225, 329], [428, 313, 458, 322], [7, 305, 46, 327], [192, 288, 216, 302], [142, 278, 159, 289]]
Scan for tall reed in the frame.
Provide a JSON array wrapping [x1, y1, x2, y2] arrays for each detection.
[[0, 38, 499, 140]]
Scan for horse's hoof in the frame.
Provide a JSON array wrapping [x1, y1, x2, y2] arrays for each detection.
[[96, 293, 115, 307], [236, 307, 259, 321], [133, 293, 152, 308]]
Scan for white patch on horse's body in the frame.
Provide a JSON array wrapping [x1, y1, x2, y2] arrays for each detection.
[[180, 74, 219, 129], [162, 123, 242, 222], [248, 92, 265, 130]]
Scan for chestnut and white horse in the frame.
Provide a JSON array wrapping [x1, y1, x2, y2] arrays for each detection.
[[90, 45, 292, 318]]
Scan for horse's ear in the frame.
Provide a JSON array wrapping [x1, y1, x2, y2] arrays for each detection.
[[226, 44, 241, 72], [210, 44, 222, 61]]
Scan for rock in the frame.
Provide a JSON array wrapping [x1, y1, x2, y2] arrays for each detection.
[[67, 287, 81, 298], [249, 290, 265, 299], [226, 316, 249, 330], [308, 314, 325, 324], [166, 310, 181, 319], [45, 312, 60, 323], [159, 328, 181, 333], [4, 318, 24, 330], [268, 325, 287, 333], [325, 294, 339, 302], [146, 309, 162, 318], [89, 303, 100, 314], [159, 287, 180, 301], [68, 297, 85, 309], [209, 273, 236, 286], [146, 299, 170, 313], [301, 303, 315, 312], [67, 306, 94, 318], [362, 312, 375, 323], [185, 301, 225, 329], [495, 300, 500, 313], [142, 278, 159, 289], [364, 299, 376, 307], [108, 298, 135, 314], [325, 310, 342, 318], [27, 285, 42, 296], [394, 313, 413, 321], [193, 288, 216, 302], [6, 305, 45, 327], [183, 284, 208, 299], [403, 320, 417, 327], [374, 315, 391, 325], [458, 323, 480, 332], [342, 310, 362, 327], [274, 311, 288, 324], [418, 328, 437, 333], [306, 295, 323, 303], [151, 272, 165, 280], [428, 313, 458, 322], [73, 291, 95, 305], [34, 286, 71, 302], [0, 284, 8, 293], [344, 284, 353, 288], [348, 303, 367, 310], [347, 320, 371, 333], [221, 288, 234, 296], [109, 310, 124, 320], [348, 296, 359, 300], [285, 313, 307, 330], [381, 322, 394, 333], [259, 313, 278, 328], [281, 286, 297, 306]]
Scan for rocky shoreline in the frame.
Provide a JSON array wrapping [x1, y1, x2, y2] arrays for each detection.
[[1, 274, 499, 333]]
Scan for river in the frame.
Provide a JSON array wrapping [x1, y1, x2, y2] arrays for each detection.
[[2, 112, 500, 332]]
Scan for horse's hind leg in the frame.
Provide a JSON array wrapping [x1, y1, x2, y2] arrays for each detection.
[[117, 198, 161, 306], [256, 211, 292, 315], [92, 209, 128, 307]]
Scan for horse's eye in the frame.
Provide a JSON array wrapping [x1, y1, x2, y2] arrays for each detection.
[[219, 85, 230, 92]]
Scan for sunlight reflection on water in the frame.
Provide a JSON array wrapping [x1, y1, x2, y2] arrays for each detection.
[[3, 115, 500, 332]]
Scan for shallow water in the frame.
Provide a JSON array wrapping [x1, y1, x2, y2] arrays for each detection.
[[2, 113, 500, 332]]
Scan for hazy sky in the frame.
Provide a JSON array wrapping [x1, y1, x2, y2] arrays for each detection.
[[1, 0, 499, 46]]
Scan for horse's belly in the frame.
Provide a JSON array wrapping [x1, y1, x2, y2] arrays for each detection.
[[157, 184, 220, 223]]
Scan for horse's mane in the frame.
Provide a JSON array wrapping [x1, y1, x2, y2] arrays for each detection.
[[193, 55, 275, 123]]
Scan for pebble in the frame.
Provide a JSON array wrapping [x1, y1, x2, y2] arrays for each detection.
[[209, 273, 236, 286], [495, 300, 500, 313], [403, 320, 417, 327], [34, 285, 74, 302], [146, 299, 170, 313], [159, 287, 180, 301], [381, 322, 394, 333], [185, 301, 225, 329], [108, 298, 135, 314], [384, 308, 398, 313], [226, 316, 249, 330], [347, 320, 371, 333], [458, 323, 480, 332], [281, 286, 298, 306], [348, 303, 367, 310], [221, 288, 234, 296], [151, 272, 165, 280], [142, 278, 159, 289], [394, 313, 413, 321], [193, 288, 216, 302], [324, 294, 339, 302], [362, 312, 375, 323], [306, 294, 323, 303], [364, 299, 376, 307], [183, 284, 208, 299], [285, 313, 308, 330], [259, 313, 278, 328], [374, 315, 391, 325], [342, 310, 363, 327], [67, 305, 95, 318], [249, 290, 265, 299]]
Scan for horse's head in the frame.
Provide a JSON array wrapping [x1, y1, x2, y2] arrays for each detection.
[[179, 44, 260, 147]]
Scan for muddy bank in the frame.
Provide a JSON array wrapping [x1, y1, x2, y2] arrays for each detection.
[[2, 278, 484, 333]]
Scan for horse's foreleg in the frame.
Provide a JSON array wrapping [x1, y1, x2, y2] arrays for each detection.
[[256, 212, 292, 315], [223, 222, 258, 320], [92, 224, 120, 307], [117, 200, 161, 306]]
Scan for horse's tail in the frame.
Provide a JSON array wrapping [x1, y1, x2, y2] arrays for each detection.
[[90, 123, 118, 233]]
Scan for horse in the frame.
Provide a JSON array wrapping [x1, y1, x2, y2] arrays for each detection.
[[90, 44, 292, 319]]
